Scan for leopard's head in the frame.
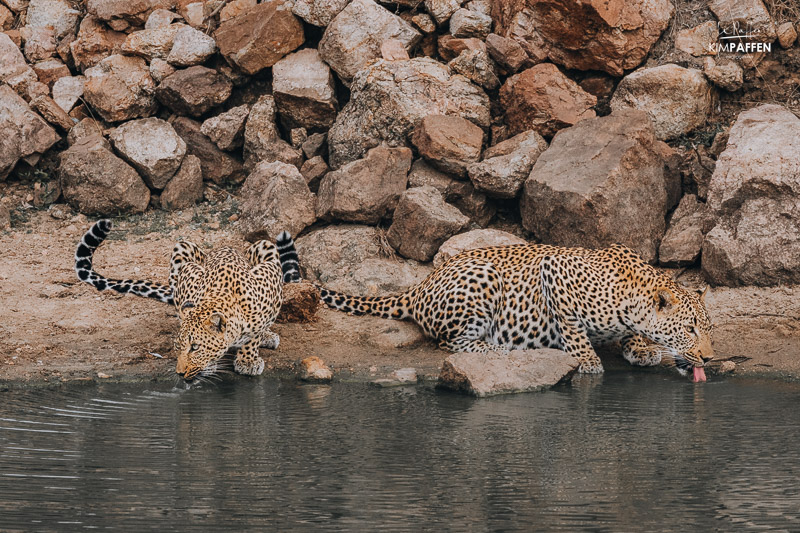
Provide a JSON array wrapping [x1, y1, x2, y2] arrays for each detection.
[[644, 284, 714, 376], [174, 300, 235, 382]]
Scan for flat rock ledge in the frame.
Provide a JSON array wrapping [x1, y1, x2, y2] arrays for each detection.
[[437, 348, 578, 397]]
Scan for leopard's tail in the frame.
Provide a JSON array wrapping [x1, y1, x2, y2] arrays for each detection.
[[276, 230, 301, 283], [75, 219, 174, 305], [318, 286, 413, 320]]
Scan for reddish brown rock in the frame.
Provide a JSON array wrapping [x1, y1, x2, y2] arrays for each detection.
[[386, 185, 469, 261], [156, 66, 232, 117], [161, 154, 203, 210], [69, 15, 127, 72], [239, 161, 316, 242], [243, 94, 303, 171], [317, 144, 412, 224], [272, 48, 338, 130], [467, 129, 547, 198], [298, 356, 332, 382], [83, 54, 157, 122], [20, 26, 57, 62], [521, 109, 667, 263], [300, 155, 328, 188], [0, 84, 61, 180], [703, 58, 743, 92], [318, 0, 420, 84], [86, 0, 176, 31], [437, 34, 484, 61], [449, 48, 500, 90], [675, 21, 718, 56], [408, 160, 495, 226], [170, 116, 245, 185], [777, 21, 797, 48], [610, 64, 712, 141], [449, 7, 492, 39], [500, 63, 596, 138], [411, 115, 484, 178], [485, 32, 528, 73], [380, 38, 410, 61], [200, 105, 248, 151], [31, 94, 75, 131], [214, 0, 305, 75], [59, 136, 150, 215], [492, 0, 673, 76], [32, 58, 70, 87]]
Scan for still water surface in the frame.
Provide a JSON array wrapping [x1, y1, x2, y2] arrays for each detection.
[[1, 372, 799, 531]]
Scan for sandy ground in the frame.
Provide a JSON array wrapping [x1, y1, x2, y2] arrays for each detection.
[[1, 208, 798, 388]]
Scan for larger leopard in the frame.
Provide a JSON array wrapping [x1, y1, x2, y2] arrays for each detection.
[[75, 220, 301, 382], [319, 243, 714, 379]]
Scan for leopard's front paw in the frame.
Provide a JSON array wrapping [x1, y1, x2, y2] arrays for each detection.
[[260, 331, 280, 350], [234, 357, 265, 376], [578, 358, 605, 374]]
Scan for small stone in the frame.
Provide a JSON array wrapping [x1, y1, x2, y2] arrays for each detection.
[[0, 204, 11, 229], [449, 48, 500, 90], [200, 104, 249, 151], [0, 5, 13, 31], [300, 155, 328, 187], [448, 8, 492, 39], [485, 33, 528, 74], [386, 185, 469, 262], [703, 57, 743, 92], [380, 38, 410, 60], [31, 95, 75, 131], [290, 127, 307, 148], [156, 66, 232, 116], [411, 13, 436, 33], [777, 22, 797, 48], [31, 58, 70, 87], [171, 116, 244, 185], [408, 160, 495, 226], [291, 0, 349, 27], [302, 132, 326, 159], [33, 179, 61, 207], [109, 117, 187, 189], [467, 129, 548, 198], [675, 21, 718, 56], [66, 117, 104, 146], [52, 75, 85, 113], [276, 281, 320, 323], [145, 8, 180, 29], [219, 0, 256, 21], [166, 25, 217, 67], [658, 195, 712, 267], [438, 34, 485, 62], [438, 349, 578, 397], [0, 84, 60, 180], [70, 16, 127, 72], [243, 95, 302, 171], [425, 0, 460, 25], [148, 57, 175, 83], [299, 356, 333, 382], [719, 360, 736, 373], [411, 115, 484, 178], [97, 372, 111, 379], [161, 154, 203, 210], [121, 24, 180, 60], [20, 26, 57, 62]]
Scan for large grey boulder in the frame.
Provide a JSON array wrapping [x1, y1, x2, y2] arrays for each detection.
[[59, 137, 151, 215], [316, 144, 412, 224], [328, 57, 490, 168], [318, 0, 420, 84], [521, 109, 667, 263], [702, 104, 800, 286], [238, 161, 317, 242], [109, 117, 186, 189], [295, 224, 433, 295], [610, 64, 713, 141], [438, 349, 578, 397]]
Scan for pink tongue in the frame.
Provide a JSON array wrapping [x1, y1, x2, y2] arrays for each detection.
[[693, 367, 707, 383]]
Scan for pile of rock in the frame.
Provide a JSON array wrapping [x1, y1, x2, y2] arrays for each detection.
[[0, 0, 797, 287]]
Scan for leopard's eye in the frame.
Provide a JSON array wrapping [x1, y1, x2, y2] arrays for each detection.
[[685, 325, 694, 335], [190, 343, 199, 352]]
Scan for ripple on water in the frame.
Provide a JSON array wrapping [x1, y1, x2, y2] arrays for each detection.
[[0, 373, 799, 531]]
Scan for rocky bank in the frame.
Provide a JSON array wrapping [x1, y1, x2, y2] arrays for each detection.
[[1, 0, 799, 385]]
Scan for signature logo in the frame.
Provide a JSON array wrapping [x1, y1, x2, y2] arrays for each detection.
[[709, 20, 773, 54]]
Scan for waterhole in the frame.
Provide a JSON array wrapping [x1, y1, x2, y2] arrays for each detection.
[[1, 373, 799, 531]]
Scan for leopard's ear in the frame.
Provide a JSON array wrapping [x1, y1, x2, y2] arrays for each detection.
[[696, 286, 708, 302], [655, 287, 678, 313], [208, 313, 226, 333]]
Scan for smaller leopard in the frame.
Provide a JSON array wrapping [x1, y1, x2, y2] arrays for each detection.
[[75, 220, 301, 382]]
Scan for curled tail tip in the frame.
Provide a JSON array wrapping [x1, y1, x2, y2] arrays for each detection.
[[276, 229, 302, 283], [276, 230, 293, 246]]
